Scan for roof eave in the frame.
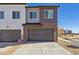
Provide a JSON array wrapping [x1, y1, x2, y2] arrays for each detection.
[[25, 6, 60, 8]]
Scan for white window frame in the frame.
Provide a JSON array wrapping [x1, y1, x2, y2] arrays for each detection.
[[29, 12, 37, 19], [44, 10, 53, 19]]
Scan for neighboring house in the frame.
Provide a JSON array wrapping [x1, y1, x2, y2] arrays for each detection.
[[0, 3, 26, 42], [58, 28, 73, 38], [64, 30, 72, 35], [74, 33, 79, 35], [22, 6, 59, 42], [0, 3, 59, 42]]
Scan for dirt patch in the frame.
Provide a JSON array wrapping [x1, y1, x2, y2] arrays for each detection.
[[0, 44, 21, 55]]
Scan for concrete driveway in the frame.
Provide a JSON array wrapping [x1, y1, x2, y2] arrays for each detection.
[[12, 41, 72, 55]]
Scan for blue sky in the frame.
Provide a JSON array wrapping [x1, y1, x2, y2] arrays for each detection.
[[27, 3, 79, 33]]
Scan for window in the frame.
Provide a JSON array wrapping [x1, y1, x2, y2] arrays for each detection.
[[12, 11, 20, 19], [0, 11, 4, 19], [30, 12, 37, 19], [44, 10, 53, 19]]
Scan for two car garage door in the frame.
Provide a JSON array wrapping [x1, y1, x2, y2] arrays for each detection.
[[0, 30, 21, 42], [28, 29, 54, 41]]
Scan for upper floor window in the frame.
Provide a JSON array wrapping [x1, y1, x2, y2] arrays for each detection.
[[44, 10, 53, 19], [12, 11, 20, 19], [0, 11, 4, 19], [30, 12, 37, 19]]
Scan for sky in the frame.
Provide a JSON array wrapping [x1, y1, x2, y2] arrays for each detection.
[[27, 3, 79, 33]]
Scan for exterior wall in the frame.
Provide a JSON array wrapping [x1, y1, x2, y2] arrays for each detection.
[[40, 7, 57, 23], [40, 7, 58, 42], [0, 5, 26, 30], [22, 25, 28, 41]]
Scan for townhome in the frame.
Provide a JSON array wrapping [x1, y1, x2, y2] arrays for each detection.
[[22, 6, 59, 42], [0, 3, 59, 42], [0, 3, 26, 42]]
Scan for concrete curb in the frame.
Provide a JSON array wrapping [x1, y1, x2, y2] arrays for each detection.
[[58, 37, 71, 43]]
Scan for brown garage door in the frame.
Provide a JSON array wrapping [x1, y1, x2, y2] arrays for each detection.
[[29, 29, 53, 41], [0, 30, 21, 42]]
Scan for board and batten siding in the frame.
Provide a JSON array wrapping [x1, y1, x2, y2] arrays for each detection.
[[0, 5, 26, 30]]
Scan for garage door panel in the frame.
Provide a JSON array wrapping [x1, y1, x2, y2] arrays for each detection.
[[29, 29, 53, 41], [0, 30, 21, 42]]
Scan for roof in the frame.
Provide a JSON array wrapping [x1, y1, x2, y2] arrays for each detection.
[[25, 6, 60, 8], [0, 3, 26, 5]]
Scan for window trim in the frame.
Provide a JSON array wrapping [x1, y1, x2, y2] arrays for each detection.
[[44, 10, 53, 19], [12, 11, 20, 19], [29, 11, 37, 19]]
